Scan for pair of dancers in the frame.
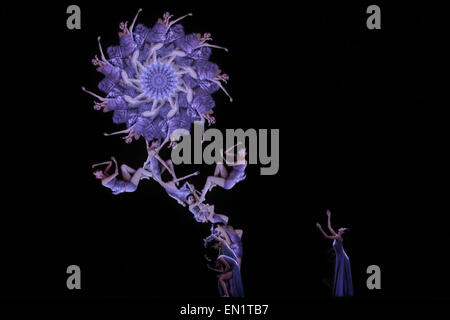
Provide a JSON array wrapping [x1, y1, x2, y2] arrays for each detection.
[[316, 210, 354, 297]]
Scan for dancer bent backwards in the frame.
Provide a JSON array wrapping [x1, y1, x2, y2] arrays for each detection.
[[92, 156, 151, 195], [199, 143, 247, 201], [316, 209, 354, 297]]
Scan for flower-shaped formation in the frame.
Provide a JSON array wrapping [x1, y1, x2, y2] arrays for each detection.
[[83, 10, 232, 147], [85, 10, 245, 298]]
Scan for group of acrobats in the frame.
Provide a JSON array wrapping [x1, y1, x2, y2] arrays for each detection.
[[85, 9, 245, 297]]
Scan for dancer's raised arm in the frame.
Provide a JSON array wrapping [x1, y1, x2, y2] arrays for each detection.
[[316, 223, 338, 240], [97, 36, 109, 64], [327, 210, 338, 236], [167, 12, 192, 27], [129, 8, 143, 38], [101, 158, 119, 185]]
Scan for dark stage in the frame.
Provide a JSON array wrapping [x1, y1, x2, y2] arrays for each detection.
[[2, 0, 449, 315]]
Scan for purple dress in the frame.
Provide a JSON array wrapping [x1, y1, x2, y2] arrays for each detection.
[[105, 178, 137, 195], [175, 34, 200, 54], [167, 107, 194, 138], [146, 22, 169, 43], [217, 248, 244, 297], [141, 116, 168, 142], [164, 24, 185, 44], [194, 60, 218, 80], [164, 182, 190, 204], [112, 108, 139, 126], [106, 96, 128, 111], [189, 46, 212, 61], [332, 239, 354, 297], [144, 151, 163, 181], [100, 64, 122, 82], [223, 162, 247, 190], [226, 230, 243, 260], [133, 24, 151, 48], [119, 34, 137, 57], [191, 88, 215, 114], [129, 116, 167, 142], [210, 215, 228, 225], [189, 206, 208, 223]]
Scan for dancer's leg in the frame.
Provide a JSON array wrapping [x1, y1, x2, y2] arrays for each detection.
[[120, 164, 136, 181]]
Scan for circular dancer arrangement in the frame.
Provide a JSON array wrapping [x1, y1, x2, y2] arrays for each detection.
[[83, 9, 246, 298]]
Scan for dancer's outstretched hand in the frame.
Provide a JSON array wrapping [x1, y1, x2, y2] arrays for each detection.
[[326, 209, 331, 217], [316, 222, 321, 228]]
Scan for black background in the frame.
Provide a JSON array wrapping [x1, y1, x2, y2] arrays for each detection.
[[2, 0, 449, 310]]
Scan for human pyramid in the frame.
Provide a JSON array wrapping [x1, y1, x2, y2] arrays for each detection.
[[84, 9, 245, 297]]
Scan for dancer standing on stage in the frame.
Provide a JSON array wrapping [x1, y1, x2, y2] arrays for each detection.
[[316, 209, 354, 297]]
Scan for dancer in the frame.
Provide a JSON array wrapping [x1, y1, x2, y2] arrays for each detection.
[[147, 164, 200, 206], [215, 224, 243, 267], [81, 86, 129, 112], [185, 186, 229, 224], [143, 138, 177, 182], [103, 115, 166, 144], [160, 173, 199, 206], [147, 12, 193, 44], [176, 32, 228, 56], [118, 8, 142, 40], [199, 143, 247, 201], [91, 36, 122, 81], [316, 209, 354, 297], [92, 156, 150, 195], [206, 239, 244, 297], [166, 107, 198, 148], [192, 60, 233, 102]]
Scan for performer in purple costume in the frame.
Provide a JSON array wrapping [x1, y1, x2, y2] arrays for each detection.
[[200, 144, 247, 201], [185, 186, 229, 224], [92, 36, 122, 83], [81, 86, 129, 112], [143, 138, 176, 181], [316, 210, 354, 297], [157, 172, 199, 207], [216, 224, 243, 266], [145, 12, 192, 44], [193, 60, 233, 102], [103, 115, 167, 144], [206, 240, 244, 297], [92, 156, 150, 195]]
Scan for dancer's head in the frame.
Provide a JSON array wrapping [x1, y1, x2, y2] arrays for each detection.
[[93, 170, 105, 179], [186, 194, 196, 205], [149, 139, 160, 149], [338, 227, 349, 236], [91, 55, 102, 66], [119, 21, 128, 32]]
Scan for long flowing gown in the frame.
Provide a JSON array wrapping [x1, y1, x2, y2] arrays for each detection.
[[217, 243, 244, 298], [332, 239, 354, 297]]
